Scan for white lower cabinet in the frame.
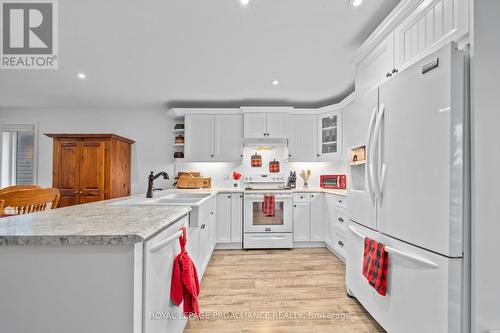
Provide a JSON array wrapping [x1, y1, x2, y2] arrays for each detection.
[[293, 199, 311, 241], [325, 193, 347, 261], [310, 193, 324, 241], [216, 193, 243, 247], [293, 193, 324, 243]]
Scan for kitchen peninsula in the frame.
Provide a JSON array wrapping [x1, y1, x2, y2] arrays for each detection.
[[0, 199, 191, 333]]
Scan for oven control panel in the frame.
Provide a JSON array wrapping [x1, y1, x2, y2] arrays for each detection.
[[244, 173, 285, 184]]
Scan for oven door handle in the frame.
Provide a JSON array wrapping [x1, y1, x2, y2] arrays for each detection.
[[244, 194, 293, 199], [246, 235, 288, 240]]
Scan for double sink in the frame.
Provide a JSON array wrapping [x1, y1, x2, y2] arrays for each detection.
[[109, 191, 216, 227]]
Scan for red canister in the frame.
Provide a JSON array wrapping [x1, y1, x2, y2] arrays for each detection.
[[269, 159, 280, 173], [251, 153, 262, 167]]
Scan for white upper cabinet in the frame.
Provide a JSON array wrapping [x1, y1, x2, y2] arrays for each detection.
[[393, 0, 469, 71], [266, 113, 289, 139], [243, 109, 290, 139], [185, 114, 215, 162], [214, 114, 243, 161], [243, 113, 267, 139], [317, 109, 343, 161], [353, 0, 469, 94], [288, 114, 318, 161], [355, 33, 395, 94], [185, 114, 243, 162]]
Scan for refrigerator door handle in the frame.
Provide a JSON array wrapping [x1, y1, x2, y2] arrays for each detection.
[[348, 225, 439, 269], [366, 107, 378, 205], [372, 103, 385, 205], [384, 246, 439, 269]]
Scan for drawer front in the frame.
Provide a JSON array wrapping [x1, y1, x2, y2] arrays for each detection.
[[293, 193, 310, 203], [332, 230, 346, 260], [244, 233, 293, 249], [333, 209, 347, 234], [346, 221, 462, 333], [333, 195, 347, 209]]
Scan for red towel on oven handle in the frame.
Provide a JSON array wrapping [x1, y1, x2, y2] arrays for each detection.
[[362, 237, 389, 296], [262, 195, 276, 217], [170, 227, 200, 316]]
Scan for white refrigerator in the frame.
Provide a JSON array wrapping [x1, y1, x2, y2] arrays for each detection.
[[346, 43, 470, 333]]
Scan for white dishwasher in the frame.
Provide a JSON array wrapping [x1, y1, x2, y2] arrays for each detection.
[[143, 215, 189, 333]]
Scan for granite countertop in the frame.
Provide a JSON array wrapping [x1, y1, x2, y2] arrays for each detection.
[[0, 199, 191, 246], [181, 187, 347, 196], [0, 187, 346, 246]]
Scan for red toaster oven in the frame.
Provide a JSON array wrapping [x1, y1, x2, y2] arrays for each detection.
[[320, 174, 346, 189]]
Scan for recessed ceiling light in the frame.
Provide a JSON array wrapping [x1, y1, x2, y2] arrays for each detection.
[[76, 72, 87, 79], [271, 80, 279, 86], [238, 0, 250, 6], [352, 0, 363, 7]]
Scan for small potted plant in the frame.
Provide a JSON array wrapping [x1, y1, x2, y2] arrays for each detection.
[[232, 171, 242, 188], [300, 170, 311, 189]]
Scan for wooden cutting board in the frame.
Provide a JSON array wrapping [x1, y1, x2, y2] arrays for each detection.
[[176, 172, 211, 189]]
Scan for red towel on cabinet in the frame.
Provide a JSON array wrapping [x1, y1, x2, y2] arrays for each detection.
[[362, 237, 389, 296], [170, 227, 200, 316], [262, 195, 276, 217]]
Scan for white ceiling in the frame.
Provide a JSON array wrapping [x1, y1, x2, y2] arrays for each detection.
[[0, 0, 400, 109]]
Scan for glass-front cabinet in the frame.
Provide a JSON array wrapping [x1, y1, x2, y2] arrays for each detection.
[[317, 109, 342, 160]]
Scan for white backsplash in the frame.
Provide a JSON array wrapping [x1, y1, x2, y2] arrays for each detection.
[[174, 146, 347, 188]]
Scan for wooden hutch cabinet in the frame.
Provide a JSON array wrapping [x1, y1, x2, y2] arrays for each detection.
[[45, 134, 135, 208]]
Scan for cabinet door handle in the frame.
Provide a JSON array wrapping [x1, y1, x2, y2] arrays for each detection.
[[210, 212, 214, 215], [211, 154, 214, 158], [201, 224, 206, 229], [228, 195, 231, 199], [338, 217, 344, 223], [316, 154, 320, 157], [294, 204, 297, 208], [240, 195, 243, 198], [311, 195, 314, 198], [386, 72, 392, 77], [338, 241, 344, 247], [392, 68, 398, 74]]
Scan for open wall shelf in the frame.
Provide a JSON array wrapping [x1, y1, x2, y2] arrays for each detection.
[[350, 146, 366, 166]]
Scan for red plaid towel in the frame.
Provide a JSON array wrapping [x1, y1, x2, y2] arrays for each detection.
[[362, 237, 389, 296], [262, 195, 275, 217]]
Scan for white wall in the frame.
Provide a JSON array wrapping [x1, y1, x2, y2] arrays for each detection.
[[0, 108, 175, 194], [470, 1, 500, 332], [175, 146, 347, 188]]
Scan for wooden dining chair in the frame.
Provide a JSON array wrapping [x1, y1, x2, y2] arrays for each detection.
[[0, 188, 60, 216], [0, 185, 42, 195]]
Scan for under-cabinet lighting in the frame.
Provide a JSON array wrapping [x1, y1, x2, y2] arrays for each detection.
[[351, 0, 363, 7], [238, 0, 250, 7], [271, 80, 279, 86], [76, 72, 87, 79]]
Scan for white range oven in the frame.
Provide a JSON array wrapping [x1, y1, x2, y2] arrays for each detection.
[[243, 173, 293, 249]]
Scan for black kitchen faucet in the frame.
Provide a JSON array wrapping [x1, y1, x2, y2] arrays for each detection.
[[146, 171, 169, 198]]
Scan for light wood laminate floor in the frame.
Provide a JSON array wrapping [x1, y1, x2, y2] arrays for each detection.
[[185, 248, 385, 333]]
